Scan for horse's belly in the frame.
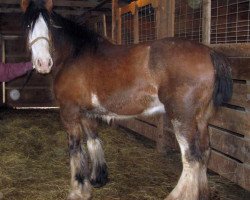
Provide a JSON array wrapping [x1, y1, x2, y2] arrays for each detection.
[[87, 93, 165, 122]]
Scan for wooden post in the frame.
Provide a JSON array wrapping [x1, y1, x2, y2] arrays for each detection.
[[156, 0, 167, 39], [156, 114, 167, 153], [156, 0, 175, 39], [112, 0, 118, 42], [202, 0, 211, 45], [1, 39, 6, 104], [133, 5, 139, 44], [117, 8, 122, 45], [102, 14, 107, 37], [166, 0, 175, 37], [155, 0, 174, 153]]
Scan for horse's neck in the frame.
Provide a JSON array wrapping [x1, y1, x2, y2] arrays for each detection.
[[50, 41, 68, 77]]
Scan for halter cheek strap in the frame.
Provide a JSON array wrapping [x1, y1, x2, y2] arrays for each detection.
[[29, 36, 50, 49]]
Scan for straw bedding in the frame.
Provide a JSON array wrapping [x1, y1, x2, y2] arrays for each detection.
[[0, 109, 249, 200]]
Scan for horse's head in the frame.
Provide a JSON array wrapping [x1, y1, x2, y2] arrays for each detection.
[[21, 0, 53, 74]]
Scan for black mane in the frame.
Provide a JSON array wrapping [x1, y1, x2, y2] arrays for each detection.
[[23, 1, 100, 58]]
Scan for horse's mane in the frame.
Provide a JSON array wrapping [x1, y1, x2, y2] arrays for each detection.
[[51, 12, 100, 57], [23, 1, 100, 58]]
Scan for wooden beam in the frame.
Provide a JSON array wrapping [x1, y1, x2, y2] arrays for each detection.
[[0, 0, 99, 8], [0, 7, 110, 16], [90, 0, 110, 11]]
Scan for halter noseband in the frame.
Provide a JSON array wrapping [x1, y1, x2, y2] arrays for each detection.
[[29, 36, 51, 49]]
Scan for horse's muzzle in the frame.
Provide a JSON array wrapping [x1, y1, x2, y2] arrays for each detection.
[[34, 58, 53, 74]]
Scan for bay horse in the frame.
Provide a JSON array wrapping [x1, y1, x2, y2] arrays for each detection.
[[21, 0, 232, 199]]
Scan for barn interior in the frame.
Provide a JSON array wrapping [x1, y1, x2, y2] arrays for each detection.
[[0, 0, 250, 200]]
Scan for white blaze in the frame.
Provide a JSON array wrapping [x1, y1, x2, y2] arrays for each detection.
[[28, 14, 52, 73]]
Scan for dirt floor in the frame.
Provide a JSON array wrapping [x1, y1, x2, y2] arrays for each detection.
[[0, 109, 249, 200]]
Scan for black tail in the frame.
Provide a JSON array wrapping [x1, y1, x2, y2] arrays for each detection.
[[210, 50, 233, 106]]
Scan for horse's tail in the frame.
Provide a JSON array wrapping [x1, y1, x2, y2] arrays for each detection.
[[210, 50, 233, 106]]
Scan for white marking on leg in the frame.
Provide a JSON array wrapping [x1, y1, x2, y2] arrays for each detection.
[[69, 152, 92, 200], [143, 95, 165, 116], [171, 119, 189, 161], [167, 119, 209, 200], [91, 93, 107, 112], [91, 93, 100, 107], [87, 138, 106, 180]]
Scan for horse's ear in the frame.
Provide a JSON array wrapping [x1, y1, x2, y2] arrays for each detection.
[[45, 0, 53, 12], [21, 0, 30, 12]]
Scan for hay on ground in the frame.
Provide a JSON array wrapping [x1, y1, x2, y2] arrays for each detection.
[[0, 109, 249, 200]]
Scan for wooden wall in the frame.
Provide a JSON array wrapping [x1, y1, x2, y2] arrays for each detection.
[[114, 0, 250, 191], [208, 43, 250, 191]]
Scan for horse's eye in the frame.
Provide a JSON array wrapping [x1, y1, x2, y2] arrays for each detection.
[[27, 25, 31, 29]]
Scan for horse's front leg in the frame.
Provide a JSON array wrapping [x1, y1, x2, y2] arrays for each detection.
[[81, 117, 108, 188], [61, 105, 92, 200]]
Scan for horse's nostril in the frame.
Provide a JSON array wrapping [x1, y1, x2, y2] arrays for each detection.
[[36, 59, 42, 67], [48, 58, 53, 68]]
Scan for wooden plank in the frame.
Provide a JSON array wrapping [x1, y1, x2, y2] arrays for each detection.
[[164, 126, 179, 150], [117, 118, 158, 141], [210, 43, 250, 57], [6, 73, 52, 87], [230, 58, 250, 80], [241, 164, 250, 191], [208, 150, 250, 190], [229, 82, 249, 109], [5, 38, 26, 51], [208, 150, 241, 184], [209, 126, 245, 162], [120, 2, 136, 15], [136, 0, 158, 8], [136, 115, 160, 126], [155, 114, 165, 153], [209, 107, 250, 137], [245, 138, 250, 165], [6, 88, 54, 107]]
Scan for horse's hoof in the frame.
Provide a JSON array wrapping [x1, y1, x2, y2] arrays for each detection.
[[68, 181, 92, 200], [90, 176, 109, 188], [90, 163, 109, 188], [67, 192, 83, 200], [67, 192, 92, 200]]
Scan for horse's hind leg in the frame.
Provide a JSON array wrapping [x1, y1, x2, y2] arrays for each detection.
[[60, 104, 92, 200], [80, 117, 108, 188], [164, 101, 213, 200]]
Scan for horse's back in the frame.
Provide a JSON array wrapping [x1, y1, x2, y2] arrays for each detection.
[[147, 38, 215, 88]]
